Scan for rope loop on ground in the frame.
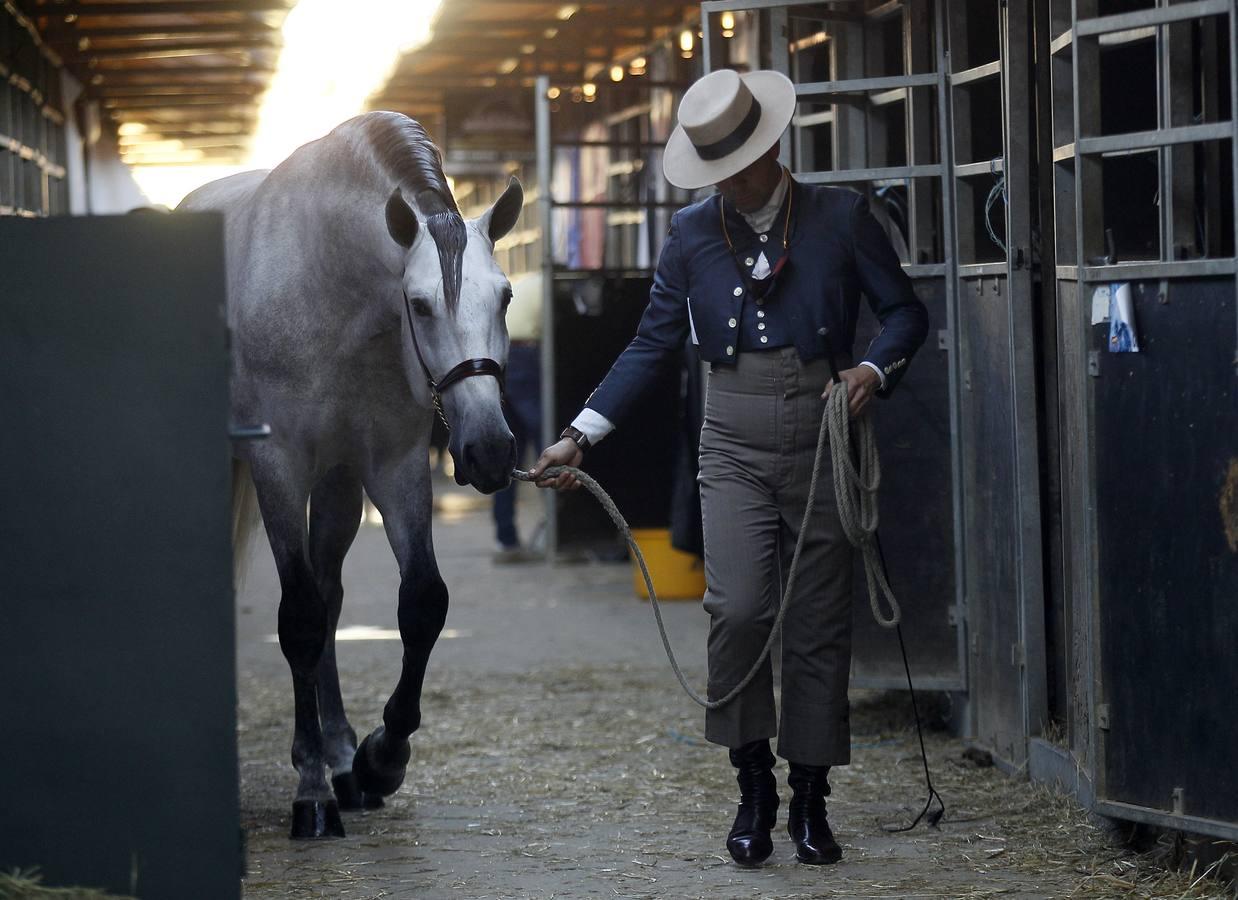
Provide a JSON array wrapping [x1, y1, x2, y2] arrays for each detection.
[[513, 380, 900, 711]]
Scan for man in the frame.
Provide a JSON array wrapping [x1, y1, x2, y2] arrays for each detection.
[[530, 69, 928, 867]]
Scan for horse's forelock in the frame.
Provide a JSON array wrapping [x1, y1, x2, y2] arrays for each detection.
[[425, 210, 466, 311], [362, 112, 466, 311]]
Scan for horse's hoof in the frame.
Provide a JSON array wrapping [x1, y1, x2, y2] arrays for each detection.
[[332, 770, 385, 811], [353, 728, 410, 798], [290, 799, 346, 839]]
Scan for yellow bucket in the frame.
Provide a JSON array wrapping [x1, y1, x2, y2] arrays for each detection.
[[629, 528, 706, 600]]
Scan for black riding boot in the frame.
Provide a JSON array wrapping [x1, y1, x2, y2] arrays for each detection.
[[725, 740, 779, 867], [787, 762, 842, 865]]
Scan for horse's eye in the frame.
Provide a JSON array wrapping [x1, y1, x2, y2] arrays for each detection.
[[500, 286, 513, 310], [410, 296, 432, 318]]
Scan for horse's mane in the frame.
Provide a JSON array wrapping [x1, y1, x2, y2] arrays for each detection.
[[361, 111, 466, 312]]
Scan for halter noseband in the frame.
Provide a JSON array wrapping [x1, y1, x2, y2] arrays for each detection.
[[403, 291, 505, 429]]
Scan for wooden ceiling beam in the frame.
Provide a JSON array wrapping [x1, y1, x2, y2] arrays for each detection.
[[43, 23, 280, 40], [114, 126, 249, 138], [77, 37, 278, 55], [121, 139, 248, 150], [106, 100, 256, 113], [101, 96, 259, 109], [89, 72, 271, 84], [106, 106, 256, 117], [122, 155, 248, 166], [96, 83, 264, 95], [29, 1, 292, 16], [409, 31, 656, 53], [86, 63, 274, 76]]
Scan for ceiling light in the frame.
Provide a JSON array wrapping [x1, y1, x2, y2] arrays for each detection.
[[610, 65, 624, 82], [679, 29, 694, 58], [543, 27, 558, 39], [498, 57, 519, 74], [581, 82, 597, 98], [117, 122, 148, 136], [520, 43, 536, 54], [721, 11, 736, 38], [546, 86, 561, 99], [556, 4, 578, 20], [629, 55, 647, 75]]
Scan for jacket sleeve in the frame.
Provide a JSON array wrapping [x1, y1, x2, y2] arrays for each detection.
[[581, 212, 691, 426], [851, 194, 929, 395]]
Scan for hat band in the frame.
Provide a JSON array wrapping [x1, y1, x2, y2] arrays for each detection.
[[693, 96, 763, 162]]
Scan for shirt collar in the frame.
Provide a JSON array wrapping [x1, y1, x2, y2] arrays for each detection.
[[739, 168, 789, 235]]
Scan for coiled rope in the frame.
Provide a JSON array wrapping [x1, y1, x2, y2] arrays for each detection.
[[514, 380, 900, 712]]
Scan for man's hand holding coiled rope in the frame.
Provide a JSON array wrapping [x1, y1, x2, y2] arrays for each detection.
[[824, 365, 881, 417]]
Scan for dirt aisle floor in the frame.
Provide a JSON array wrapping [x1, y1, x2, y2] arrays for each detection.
[[235, 482, 1231, 900]]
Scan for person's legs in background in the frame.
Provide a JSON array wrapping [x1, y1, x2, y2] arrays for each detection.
[[493, 342, 542, 560]]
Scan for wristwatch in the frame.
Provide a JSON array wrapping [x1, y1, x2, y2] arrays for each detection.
[[559, 425, 591, 453]]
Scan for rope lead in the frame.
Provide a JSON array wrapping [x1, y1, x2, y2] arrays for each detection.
[[514, 382, 944, 831], [514, 380, 900, 711]]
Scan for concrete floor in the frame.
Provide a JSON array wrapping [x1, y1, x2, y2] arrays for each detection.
[[234, 478, 1126, 899]]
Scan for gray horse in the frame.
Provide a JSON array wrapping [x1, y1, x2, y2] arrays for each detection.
[[181, 111, 523, 838]]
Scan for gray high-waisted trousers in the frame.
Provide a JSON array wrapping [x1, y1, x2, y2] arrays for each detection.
[[698, 346, 854, 767]]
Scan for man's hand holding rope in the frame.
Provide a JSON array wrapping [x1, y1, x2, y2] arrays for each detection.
[[530, 438, 584, 490], [824, 364, 881, 417]]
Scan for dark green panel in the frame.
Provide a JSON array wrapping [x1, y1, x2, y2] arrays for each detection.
[[0, 214, 239, 899]]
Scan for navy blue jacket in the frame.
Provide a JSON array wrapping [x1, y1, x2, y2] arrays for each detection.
[[585, 179, 929, 426]]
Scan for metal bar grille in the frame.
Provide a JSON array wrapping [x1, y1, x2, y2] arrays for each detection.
[[1, 2, 68, 217]]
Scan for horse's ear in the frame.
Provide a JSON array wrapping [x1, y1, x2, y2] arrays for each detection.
[[385, 189, 419, 248], [480, 176, 523, 245]]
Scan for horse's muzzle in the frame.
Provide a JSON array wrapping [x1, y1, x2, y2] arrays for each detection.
[[452, 433, 516, 494]]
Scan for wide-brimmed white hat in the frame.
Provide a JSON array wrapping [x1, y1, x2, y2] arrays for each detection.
[[663, 69, 796, 190]]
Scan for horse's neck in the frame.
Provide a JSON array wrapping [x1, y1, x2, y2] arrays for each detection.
[[251, 143, 404, 328]]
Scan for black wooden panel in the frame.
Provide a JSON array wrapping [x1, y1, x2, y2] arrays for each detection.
[[0, 215, 239, 898], [1095, 278, 1238, 824], [552, 274, 680, 546], [958, 276, 1025, 764], [851, 277, 962, 688]]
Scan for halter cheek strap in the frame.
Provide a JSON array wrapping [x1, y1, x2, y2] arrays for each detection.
[[403, 291, 505, 429]]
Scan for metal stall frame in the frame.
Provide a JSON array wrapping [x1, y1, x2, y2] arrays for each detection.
[[534, 72, 692, 558], [1, 0, 68, 217], [700, 0, 968, 694], [943, 0, 1050, 767], [1050, 0, 1238, 843]]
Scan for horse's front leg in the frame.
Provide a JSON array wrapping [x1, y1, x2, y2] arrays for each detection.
[[352, 445, 446, 799], [308, 464, 380, 811], [251, 456, 345, 840]]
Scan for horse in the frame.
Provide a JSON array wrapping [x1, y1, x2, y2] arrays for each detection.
[[180, 111, 524, 839]]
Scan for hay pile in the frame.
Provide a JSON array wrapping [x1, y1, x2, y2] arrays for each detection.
[[0, 871, 135, 900]]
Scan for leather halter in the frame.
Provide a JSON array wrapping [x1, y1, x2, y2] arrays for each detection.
[[403, 291, 505, 428]]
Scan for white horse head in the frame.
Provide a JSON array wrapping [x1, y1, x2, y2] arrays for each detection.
[[384, 176, 525, 494]]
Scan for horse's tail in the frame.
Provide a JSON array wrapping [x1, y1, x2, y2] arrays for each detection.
[[232, 458, 262, 591]]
